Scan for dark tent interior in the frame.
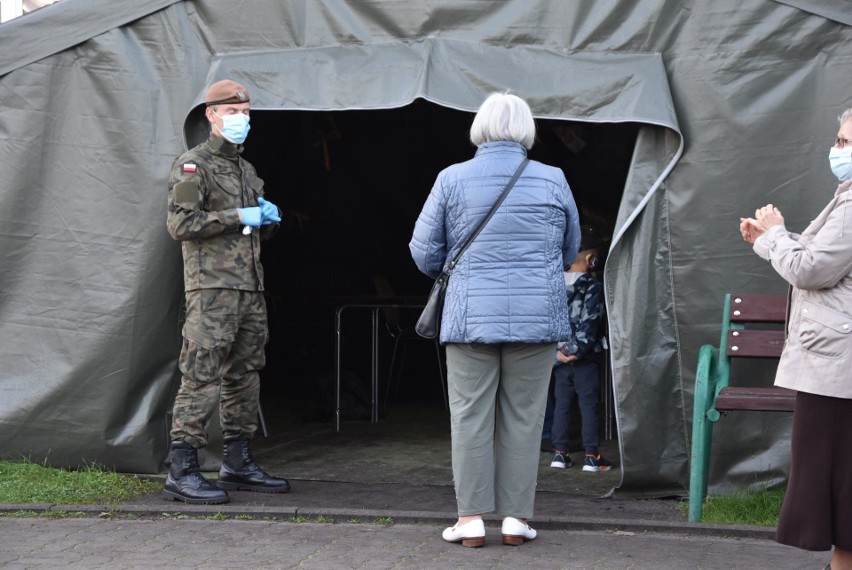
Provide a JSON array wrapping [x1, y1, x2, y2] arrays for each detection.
[[233, 99, 638, 428]]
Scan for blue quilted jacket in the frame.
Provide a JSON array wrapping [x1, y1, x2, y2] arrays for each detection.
[[409, 141, 581, 344]]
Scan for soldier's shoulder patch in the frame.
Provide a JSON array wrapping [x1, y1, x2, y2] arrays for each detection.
[[174, 180, 201, 204], [182, 163, 198, 173]]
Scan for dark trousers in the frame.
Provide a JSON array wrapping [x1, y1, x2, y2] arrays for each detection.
[[541, 373, 555, 440], [551, 360, 600, 455]]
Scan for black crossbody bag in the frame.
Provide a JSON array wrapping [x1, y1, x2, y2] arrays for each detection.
[[415, 158, 530, 339]]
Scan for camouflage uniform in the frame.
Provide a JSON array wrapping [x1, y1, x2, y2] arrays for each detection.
[[167, 134, 278, 449]]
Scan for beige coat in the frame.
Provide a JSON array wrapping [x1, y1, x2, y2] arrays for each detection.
[[753, 179, 852, 399]]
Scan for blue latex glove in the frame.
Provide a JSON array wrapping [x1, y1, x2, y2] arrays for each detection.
[[237, 206, 263, 228], [257, 197, 282, 225]]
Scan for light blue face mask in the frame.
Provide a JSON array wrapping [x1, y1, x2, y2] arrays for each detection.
[[213, 110, 250, 144], [829, 146, 852, 181]]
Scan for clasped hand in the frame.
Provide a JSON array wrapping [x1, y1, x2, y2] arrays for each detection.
[[257, 197, 282, 225], [238, 197, 282, 228], [739, 203, 785, 244], [556, 352, 577, 364]]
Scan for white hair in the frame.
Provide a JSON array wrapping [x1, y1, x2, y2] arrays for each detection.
[[840, 108, 852, 125], [469, 92, 536, 149]]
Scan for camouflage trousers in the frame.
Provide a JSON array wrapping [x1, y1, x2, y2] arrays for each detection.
[[170, 289, 268, 448]]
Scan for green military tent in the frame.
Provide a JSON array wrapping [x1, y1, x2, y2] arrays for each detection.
[[1, 0, 850, 496]]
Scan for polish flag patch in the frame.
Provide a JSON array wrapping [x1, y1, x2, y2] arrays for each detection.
[[182, 163, 197, 173]]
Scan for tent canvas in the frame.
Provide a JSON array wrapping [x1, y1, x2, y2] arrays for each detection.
[[1, 0, 850, 496]]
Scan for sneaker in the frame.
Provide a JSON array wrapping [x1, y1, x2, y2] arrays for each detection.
[[583, 454, 613, 472], [550, 451, 572, 469]]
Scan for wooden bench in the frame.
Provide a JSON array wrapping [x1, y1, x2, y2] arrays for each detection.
[[688, 293, 796, 522]]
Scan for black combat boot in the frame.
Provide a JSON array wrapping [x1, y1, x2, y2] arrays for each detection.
[[217, 434, 290, 493], [162, 441, 230, 504]]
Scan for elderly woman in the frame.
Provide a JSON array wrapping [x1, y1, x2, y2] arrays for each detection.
[[740, 108, 852, 570], [409, 92, 580, 547]]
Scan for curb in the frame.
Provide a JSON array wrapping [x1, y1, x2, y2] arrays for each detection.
[[0, 502, 776, 541]]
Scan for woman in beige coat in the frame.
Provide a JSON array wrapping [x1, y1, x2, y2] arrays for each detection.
[[740, 108, 852, 570]]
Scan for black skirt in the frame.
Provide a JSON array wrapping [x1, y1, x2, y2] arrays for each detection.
[[776, 391, 852, 551]]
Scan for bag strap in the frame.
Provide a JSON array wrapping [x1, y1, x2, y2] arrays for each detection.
[[446, 158, 529, 272]]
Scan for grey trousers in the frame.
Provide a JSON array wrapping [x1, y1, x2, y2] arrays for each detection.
[[445, 342, 556, 519]]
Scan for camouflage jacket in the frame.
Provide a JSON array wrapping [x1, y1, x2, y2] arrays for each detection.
[[166, 134, 278, 292], [560, 272, 605, 361]]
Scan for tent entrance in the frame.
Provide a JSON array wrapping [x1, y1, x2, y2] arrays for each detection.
[[240, 100, 639, 426]]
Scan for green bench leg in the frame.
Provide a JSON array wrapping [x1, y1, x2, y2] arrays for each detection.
[[689, 344, 719, 522]]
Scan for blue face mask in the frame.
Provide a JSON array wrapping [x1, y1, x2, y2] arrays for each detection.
[[829, 146, 852, 181], [213, 110, 250, 144]]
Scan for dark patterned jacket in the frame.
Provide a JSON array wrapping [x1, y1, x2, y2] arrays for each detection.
[[559, 272, 605, 362], [167, 134, 278, 292]]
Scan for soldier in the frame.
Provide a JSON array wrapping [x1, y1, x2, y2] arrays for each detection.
[[164, 79, 289, 504]]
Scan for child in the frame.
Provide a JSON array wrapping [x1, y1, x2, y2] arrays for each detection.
[[550, 226, 613, 472]]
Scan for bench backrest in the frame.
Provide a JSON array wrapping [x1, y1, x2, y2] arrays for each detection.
[[724, 293, 787, 359], [715, 293, 794, 412]]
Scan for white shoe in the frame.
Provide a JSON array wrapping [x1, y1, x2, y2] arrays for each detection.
[[442, 519, 485, 548], [501, 516, 536, 545]]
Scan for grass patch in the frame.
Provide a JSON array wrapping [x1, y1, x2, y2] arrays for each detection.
[[162, 512, 190, 520], [0, 459, 160, 505], [42, 510, 87, 518], [685, 488, 785, 526]]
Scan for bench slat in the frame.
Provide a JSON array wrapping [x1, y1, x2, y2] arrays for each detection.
[[726, 329, 785, 358], [729, 293, 787, 323], [715, 387, 796, 412]]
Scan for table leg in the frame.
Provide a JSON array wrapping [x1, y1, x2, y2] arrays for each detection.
[[335, 308, 343, 432], [371, 307, 379, 423]]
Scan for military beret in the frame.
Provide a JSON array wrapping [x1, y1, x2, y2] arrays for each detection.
[[204, 80, 250, 106]]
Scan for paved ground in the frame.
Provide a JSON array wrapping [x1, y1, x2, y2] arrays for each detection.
[[0, 515, 827, 569], [0, 406, 828, 568], [0, 479, 828, 570]]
